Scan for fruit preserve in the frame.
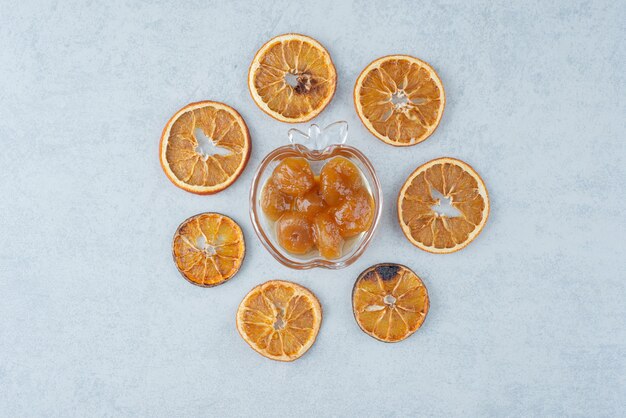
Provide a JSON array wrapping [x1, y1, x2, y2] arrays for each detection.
[[250, 121, 382, 269], [261, 157, 375, 260]]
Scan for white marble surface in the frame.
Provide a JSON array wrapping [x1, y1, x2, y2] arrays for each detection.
[[1, 1, 625, 416]]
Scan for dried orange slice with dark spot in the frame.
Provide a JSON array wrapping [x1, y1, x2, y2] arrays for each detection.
[[236, 280, 322, 362], [248, 34, 337, 123], [172, 213, 245, 287], [352, 263, 429, 342], [398, 157, 489, 253], [160, 101, 251, 194], [354, 55, 445, 146]]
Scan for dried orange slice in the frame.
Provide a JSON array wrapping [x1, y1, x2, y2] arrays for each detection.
[[236, 280, 322, 362], [172, 213, 245, 287], [352, 263, 429, 343], [248, 34, 337, 123], [354, 55, 445, 146], [159, 101, 251, 194], [398, 157, 489, 253]]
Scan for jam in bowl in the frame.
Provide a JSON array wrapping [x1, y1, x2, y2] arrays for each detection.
[[249, 121, 382, 269]]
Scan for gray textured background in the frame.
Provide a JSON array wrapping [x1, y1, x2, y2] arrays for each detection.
[[1, 1, 625, 416]]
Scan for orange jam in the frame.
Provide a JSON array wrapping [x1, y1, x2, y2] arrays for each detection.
[[261, 157, 375, 259]]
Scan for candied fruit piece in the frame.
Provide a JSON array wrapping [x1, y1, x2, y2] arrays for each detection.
[[314, 211, 344, 259], [275, 212, 315, 255], [293, 185, 326, 218], [261, 181, 293, 221], [320, 157, 364, 206], [333, 188, 375, 237], [272, 157, 315, 196]]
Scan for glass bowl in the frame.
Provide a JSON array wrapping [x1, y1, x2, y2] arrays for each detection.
[[249, 121, 382, 269]]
